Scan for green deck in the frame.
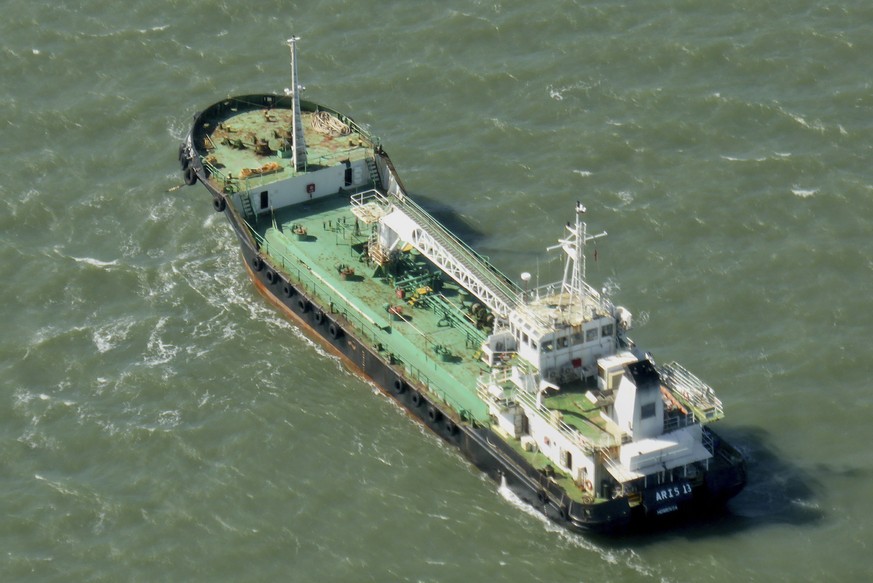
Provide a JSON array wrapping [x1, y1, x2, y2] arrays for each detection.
[[540, 383, 611, 443], [256, 194, 492, 422]]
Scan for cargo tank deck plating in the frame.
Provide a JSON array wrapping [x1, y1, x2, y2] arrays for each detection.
[[257, 194, 493, 421]]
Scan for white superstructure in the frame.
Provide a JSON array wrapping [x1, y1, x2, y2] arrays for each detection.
[[476, 204, 723, 501]]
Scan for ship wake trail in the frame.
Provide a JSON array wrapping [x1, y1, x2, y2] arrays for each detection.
[[497, 476, 661, 579]]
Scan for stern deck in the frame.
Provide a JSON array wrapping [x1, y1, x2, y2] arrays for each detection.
[[193, 97, 373, 193]]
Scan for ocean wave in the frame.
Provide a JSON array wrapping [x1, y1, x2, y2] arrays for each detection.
[[791, 187, 817, 198], [143, 316, 180, 366], [615, 190, 634, 206], [53, 246, 121, 270], [91, 317, 136, 353], [546, 79, 596, 103], [72, 255, 119, 268], [721, 155, 767, 163], [721, 151, 793, 163]]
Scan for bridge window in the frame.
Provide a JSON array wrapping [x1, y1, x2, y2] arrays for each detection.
[[586, 328, 598, 342], [602, 324, 614, 337], [641, 402, 656, 419]]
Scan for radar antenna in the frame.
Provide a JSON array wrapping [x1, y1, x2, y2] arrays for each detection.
[[545, 202, 607, 312]]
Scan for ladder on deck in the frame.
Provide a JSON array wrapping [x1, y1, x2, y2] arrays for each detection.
[[239, 191, 256, 223], [365, 157, 380, 188]]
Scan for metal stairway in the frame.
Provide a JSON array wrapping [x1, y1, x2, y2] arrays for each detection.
[[239, 191, 255, 222], [387, 195, 521, 318], [365, 157, 380, 188]]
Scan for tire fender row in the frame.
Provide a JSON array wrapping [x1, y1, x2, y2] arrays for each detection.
[[179, 140, 227, 211], [250, 251, 344, 340], [390, 376, 459, 438]]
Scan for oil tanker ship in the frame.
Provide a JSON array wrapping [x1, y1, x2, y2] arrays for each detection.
[[178, 39, 746, 533]]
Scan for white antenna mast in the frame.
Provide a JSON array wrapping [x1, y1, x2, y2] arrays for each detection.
[[286, 36, 307, 171], [545, 202, 607, 311]]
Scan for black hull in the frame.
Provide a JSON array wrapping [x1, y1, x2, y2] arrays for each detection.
[[181, 141, 746, 535]]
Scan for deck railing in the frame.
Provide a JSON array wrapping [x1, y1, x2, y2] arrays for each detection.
[[511, 388, 605, 453], [658, 362, 724, 422]]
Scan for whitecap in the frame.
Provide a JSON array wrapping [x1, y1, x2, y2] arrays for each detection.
[[34, 473, 77, 497], [138, 24, 169, 33], [791, 187, 817, 198], [488, 117, 508, 131], [157, 409, 181, 428], [790, 113, 809, 128], [721, 155, 767, 163], [616, 190, 634, 205], [143, 317, 180, 366], [70, 255, 119, 269], [791, 498, 821, 510], [573, 170, 592, 177], [92, 329, 114, 353]]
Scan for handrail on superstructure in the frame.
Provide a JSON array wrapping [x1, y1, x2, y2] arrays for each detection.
[[477, 372, 611, 454], [658, 362, 724, 422], [393, 193, 522, 299], [512, 388, 607, 453]]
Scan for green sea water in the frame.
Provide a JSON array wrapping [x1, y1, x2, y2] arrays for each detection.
[[2, 1, 872, 581]]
